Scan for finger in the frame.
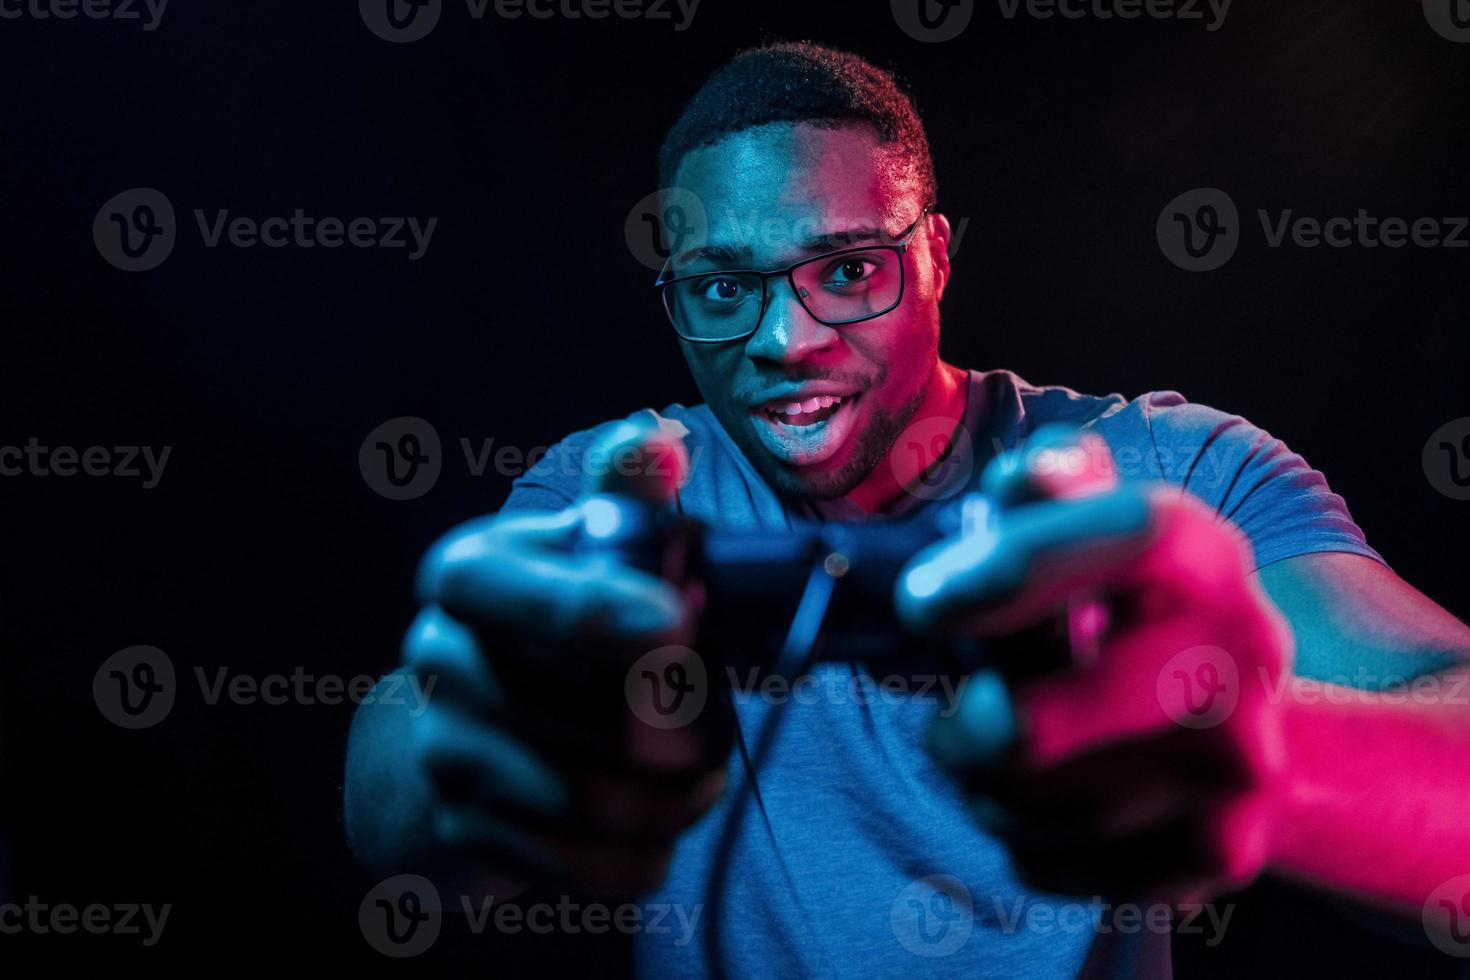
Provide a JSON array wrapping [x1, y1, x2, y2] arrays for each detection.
[[433, 804, 570, 885], [957, 731, 1244, 845], [416, 704, 570, 817], [435, 804, 682, 898], [416, 508, 583, 602], [1005, 608, 1246, 769], [402, 606, 501, 709], [572, 767, 727, 841], [580, 415, 690, 503], [423, 518, 687, 643], [897, 485, 1156, 635], [981, 426, 1118, 507], [419, 704, 722, 846], [1004, 814, 1223, 904], [899, 488, 1256, 639]]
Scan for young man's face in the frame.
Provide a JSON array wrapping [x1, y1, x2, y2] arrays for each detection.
[[668, 122, 949, 502]]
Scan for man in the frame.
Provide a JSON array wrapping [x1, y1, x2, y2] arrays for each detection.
[[345, 43, 1470, 976]]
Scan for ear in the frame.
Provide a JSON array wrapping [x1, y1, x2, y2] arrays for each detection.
[[924, 211, 953, 302]]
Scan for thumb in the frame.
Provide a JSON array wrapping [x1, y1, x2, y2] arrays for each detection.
[[582, 413, 691, 505], [981, 425, 1118, 508]]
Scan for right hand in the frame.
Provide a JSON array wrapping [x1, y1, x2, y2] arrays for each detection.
[[402, 423, 730, 896]]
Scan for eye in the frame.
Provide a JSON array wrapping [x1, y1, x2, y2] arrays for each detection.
[[827, 257, 878, 285], [698, 277, 748, 303]]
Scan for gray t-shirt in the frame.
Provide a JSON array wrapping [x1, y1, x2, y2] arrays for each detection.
[[502, 369, 1382, 979]]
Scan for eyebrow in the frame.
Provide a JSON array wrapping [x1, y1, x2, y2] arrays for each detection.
[[670, 222, 894, 270]]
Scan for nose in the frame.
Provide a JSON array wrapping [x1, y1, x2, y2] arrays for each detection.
[[742, 277, 841, 367]]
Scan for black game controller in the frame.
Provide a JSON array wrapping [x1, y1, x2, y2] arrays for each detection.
[[574, 490, 1071, 681]]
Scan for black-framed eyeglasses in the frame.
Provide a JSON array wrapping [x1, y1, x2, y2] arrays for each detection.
[[654, 207, 931, 344]]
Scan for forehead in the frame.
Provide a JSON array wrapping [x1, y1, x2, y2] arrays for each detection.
[[671, 122, 915, 253]]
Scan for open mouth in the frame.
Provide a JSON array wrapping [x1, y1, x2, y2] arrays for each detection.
[[760, 393, 850, 427], [749, 392, 862, 467]]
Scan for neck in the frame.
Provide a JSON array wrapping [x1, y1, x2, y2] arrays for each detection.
[[845, 361, 971, 515]]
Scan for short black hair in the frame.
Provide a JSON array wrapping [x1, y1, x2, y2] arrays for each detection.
[[657, 42, 937, 206]]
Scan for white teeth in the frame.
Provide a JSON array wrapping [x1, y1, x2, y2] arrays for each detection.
[[766, 394, 847, 418]]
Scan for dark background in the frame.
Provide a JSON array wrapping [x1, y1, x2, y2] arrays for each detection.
[[3, 0, 1468, 975]]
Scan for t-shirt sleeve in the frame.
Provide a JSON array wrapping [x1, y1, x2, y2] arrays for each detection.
[[1138, 393, 1386, 571], [499, 433, 587, 514]]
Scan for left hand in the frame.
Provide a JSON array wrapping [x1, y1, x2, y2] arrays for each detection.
[[896, 430, 1294, 903]]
